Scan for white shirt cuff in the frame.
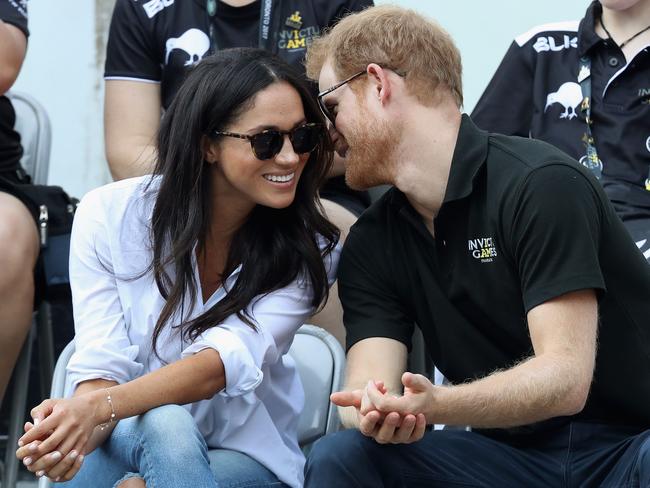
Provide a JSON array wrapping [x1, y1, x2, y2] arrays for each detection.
[[181, 327, 263, 397]]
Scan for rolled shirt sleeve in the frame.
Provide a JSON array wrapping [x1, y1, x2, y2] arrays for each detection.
[[66, 189, 144, 390], [182, 240, 341, 398]]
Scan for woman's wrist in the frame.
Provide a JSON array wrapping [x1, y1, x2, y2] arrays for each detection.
[[86, 389, 115, 427]]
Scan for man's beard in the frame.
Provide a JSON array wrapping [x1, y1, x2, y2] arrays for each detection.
[[343, 104, 400, 190]]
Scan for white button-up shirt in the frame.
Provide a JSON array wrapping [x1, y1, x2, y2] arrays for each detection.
[[65, 176, 340, 488]]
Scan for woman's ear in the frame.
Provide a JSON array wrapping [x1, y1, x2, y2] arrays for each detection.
[[201, 135, 219, 164]]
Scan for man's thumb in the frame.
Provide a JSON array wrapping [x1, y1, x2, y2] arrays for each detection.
[[402, 372, 428, 391]]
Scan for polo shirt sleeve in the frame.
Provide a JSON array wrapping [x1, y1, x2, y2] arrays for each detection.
[[338, 226, 414, 352], [0, 0, 28, 37], [104, 0, 161, 82], [507, 163, 606, 312], [471, 40, 534, 137]]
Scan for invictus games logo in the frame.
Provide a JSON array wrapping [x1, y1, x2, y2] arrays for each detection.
[[468, 237, 497, 263], [278, 11, 320, 51]]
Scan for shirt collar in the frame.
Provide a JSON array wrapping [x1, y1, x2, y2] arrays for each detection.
[[443, 114, 489, 203], [578, 1, 605, 57]]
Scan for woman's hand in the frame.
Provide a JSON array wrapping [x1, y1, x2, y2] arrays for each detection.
[[18, 420, 86, 482], [16, 392, 108, 479]]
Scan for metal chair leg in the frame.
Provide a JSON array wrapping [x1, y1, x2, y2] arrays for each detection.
[[2, 323, 35, 488], [37, 301, 54, 399]]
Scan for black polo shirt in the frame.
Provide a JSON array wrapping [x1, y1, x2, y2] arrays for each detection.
[[339, 115, 650, 428], [472, 1, 650, 221], [0, 0, 28, 175]]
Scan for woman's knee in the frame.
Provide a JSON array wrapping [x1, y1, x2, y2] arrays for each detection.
[[0, 194, 39, 284], [115, 474, 146, 488], [134, 405, 206, 454]]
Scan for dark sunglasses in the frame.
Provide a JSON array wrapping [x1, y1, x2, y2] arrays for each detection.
[[317, 71, 366, 126], [213, 123, 323, 160], [317, 67, 407, 126]]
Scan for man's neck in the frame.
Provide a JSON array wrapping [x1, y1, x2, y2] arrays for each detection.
[[220, 0, 258, 7], [392, 103, 462, 233], [597, 1, 650, 59]]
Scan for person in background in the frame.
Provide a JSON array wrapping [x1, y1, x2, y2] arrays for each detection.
[[0, 0, 39, 408], [103, 0, 373, 346], [472, 0, 650, 262], [303, 5, 650, 486], [16, 48, 339, 488]]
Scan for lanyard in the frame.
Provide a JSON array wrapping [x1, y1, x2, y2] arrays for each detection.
[[578, 56, 650, 190], [205, 0, 276, 54], [577, 56, 603, 180]]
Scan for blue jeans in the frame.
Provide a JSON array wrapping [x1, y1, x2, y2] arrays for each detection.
[[62, 404, 286, 488], [305, 422, 650, 487]]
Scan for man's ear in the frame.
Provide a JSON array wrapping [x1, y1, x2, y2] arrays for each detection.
[[366, 63, 392, 104], [201, 135, 219, 164]]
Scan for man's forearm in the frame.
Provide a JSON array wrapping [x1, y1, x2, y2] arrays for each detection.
[[106, 143, 157, 181], [338, 405, 360, 429], [427, 353, 592, 428]]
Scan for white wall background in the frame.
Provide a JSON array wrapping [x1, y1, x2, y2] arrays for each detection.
[[13, 0, 587, 199]]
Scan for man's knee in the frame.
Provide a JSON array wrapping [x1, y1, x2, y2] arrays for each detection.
[[0, 194, 39, 285]]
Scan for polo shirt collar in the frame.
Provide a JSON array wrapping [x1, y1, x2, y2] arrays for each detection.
[[578, 1, 605, 58], [387, 114, 488, 225], [443, 114, 488, 204]]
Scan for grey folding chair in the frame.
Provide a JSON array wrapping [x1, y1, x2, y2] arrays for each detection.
[[38, 324, 345, 487], [2, 91, 53, 488]]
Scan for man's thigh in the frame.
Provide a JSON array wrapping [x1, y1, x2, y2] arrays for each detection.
[[570, 423, 650, 487], [306, 428, 563, 488]]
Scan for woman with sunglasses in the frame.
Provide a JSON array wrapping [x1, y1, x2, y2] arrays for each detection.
[[15, 48, 339, 488]]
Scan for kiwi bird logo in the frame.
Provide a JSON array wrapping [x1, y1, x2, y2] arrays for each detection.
[[545, 82, 583, 119], [165, 29, 210, 66]]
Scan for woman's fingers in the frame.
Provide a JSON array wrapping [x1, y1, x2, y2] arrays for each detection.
[[17, 440, 41, 465], [30, 399, 55, 426], [44, 449, 81, 481], [56, 453, 85, 483], [28, 450, 64, 476]]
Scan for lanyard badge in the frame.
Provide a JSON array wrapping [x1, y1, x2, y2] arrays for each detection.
[[577, 57, 603, 180]]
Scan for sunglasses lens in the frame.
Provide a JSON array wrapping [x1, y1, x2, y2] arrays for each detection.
[[251, 131, 283, 160], [291, 124, 322, 154]]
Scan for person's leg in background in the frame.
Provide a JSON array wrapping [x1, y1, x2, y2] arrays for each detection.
[[309, 199, 357, 346], [0, 192, 39, 405]]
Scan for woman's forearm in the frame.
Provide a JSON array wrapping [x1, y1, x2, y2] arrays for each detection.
[[85, 348, 225, 427]]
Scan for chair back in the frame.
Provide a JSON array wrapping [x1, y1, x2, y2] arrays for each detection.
[[6, 91, 52, 184], [290, 324, 345, 446]]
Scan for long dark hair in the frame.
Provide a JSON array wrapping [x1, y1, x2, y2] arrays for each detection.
[[148, 48, 339, 355]]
